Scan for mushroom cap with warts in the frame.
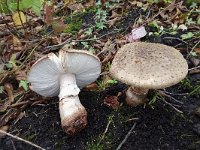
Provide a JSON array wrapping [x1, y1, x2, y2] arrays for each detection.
[[28, 48, 101, 97], [110, 42, 188, 89]]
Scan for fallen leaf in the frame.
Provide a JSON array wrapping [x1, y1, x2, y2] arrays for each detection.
[[103, 96, 120, 109], [84, 0, 95, 7], [126, 26, 147, 42], [0, 84, 14, 112], [190, 57, 200, 66], [12, 35, 22, 51], [12, 11, 26, 26], [0, 125, 9, 138], [15, 70, 27, 81], [85, 83, 99, 91], [107, 17, 120, 28], [52, 19, 67, 33], [67, 3, 84, 12], [45, 4, 54, 26], [0, 109, 21, 127], [14, 112, 25, 124], [194, 48, 200, 54]]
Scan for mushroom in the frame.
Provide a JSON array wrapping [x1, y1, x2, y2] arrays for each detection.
[[27, 48, 101, 134], [110, 42, 188, 106]]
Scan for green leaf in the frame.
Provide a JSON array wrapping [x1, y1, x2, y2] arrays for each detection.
[[19, 80, 29, 91], [85, 27, 93, 35], [197, 18, 200, 25], [5, 62, 13, 69], [96, 22, 107, 30], [181, 32, 194, 40], [0, 0, 43, 15], [148, 21, 159, 29], [107, 79, 118, 84]]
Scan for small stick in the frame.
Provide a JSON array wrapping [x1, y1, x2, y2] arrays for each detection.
[[186, 39, 200, 59], [98, 115, 113, 146], [162, 37, 189, 46], [160, 98, 183, 113], [160, 90, 188, 96], [0, 130, 45, 150], [45, 31, 117, 51], [116, 122, 137, 150], [158, 90, 183, 104], [188, 66, 200, 71]]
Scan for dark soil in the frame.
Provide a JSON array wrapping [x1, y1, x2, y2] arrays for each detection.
[[0, 79, 200, 150]]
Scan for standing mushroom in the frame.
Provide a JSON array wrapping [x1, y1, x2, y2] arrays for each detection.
[[110, 42, 188, 106], [28, 48, 101, 135]]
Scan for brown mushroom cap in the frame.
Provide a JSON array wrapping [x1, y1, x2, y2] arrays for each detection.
[[110, 42, 188, 89]]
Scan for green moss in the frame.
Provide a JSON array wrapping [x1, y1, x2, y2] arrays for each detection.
[[64, 16, 83, 34]]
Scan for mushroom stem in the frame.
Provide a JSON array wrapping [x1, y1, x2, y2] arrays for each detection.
[[59, 74, 87, 135], [125, 87, 149, 106]]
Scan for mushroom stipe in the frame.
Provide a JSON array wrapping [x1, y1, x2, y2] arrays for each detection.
[[28, 47, 101, 135]]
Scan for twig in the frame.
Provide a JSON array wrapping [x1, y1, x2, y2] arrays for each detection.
[[162, 37, 189, 46], [142, 1, 177, 26], [188, 66, 200, 71], [116, 122, 137, 150], [0, 130, 45, 150], [186, 39, 200, 59], [160, 90, 188, 96], [98, 115, 113, 146], [158, 90, 183, 104], [188, 85, 200, 96], [45, 31, 117, 51], [160, 98, 183, 113], [189, 66, 200, 74]]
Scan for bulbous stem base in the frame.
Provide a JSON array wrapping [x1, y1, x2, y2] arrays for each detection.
[[125, 87, 149, 106], [59, 96, 87, 135]]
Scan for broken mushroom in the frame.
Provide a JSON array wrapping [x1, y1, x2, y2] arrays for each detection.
[[28, 48, 101, 134], [110, 42, 188, 106]]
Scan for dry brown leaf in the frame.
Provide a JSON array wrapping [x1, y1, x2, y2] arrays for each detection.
[[103, 96, 120, 109], [31, 98, 48, 106], [12, 35, 22, 51], [0, 125, 9, 138], [15, 70, 27, 81], [107, 17, 120, 28], [85, 83, 99, 91], [190, 57, 200, 66], [45, 5, 54, 26], [14, 112, 25, 124], [52, 19, 67, 33], [0, 109, 21, 127], [194, 48, 200, 54], [84, 0, 95, 7], [64, 0, 75, 5], [107, 11, 122, 28], [67, 3, 84, 12], [0, 84, 14, 112], [99, 39, 116, 65]]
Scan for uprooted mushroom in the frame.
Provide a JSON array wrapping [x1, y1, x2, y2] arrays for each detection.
[[28, 47, 101, 135], [110, 42, 188, 106]]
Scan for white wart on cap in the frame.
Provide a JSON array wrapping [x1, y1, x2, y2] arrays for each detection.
[[28, 48, 101, 134], [110, 42, 188, 106]]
